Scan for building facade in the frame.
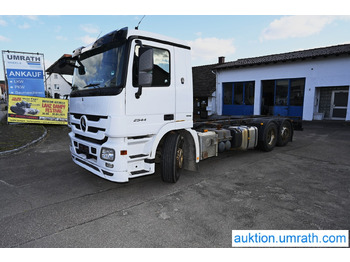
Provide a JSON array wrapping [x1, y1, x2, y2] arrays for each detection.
[[45, 54, 74, 99], [214, 44, 350, 121], [46, 73, 72, 99], [192, 64, 217, 119]]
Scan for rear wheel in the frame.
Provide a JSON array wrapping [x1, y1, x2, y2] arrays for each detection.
[[258, 122, 278, 152], [161, 132, 184, 183], [277, 120, 292, 147]]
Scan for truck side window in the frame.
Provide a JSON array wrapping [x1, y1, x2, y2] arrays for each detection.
[[133, 45, 170, 87]]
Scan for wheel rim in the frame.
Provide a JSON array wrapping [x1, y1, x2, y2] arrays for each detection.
[[176, 147, 184, 169], [267, 128, 276, 146], [280, 126, 290, 141], [176, 137, 184, 170]]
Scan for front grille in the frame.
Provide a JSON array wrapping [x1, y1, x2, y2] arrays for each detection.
[[70, 113, 109, 143], [71, 113, 108, 122], [75, 134, 108, 145], [88, 126, 106, 133], [73, 123, 106, 133]]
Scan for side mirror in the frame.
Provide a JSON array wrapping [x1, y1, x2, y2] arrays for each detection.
[[138, 47, 153, 86], [78, 65, 86, 75], [58, 56, 85, 75], [136, 46, 153, 99]]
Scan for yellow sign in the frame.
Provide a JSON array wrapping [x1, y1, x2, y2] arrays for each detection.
[[8, 95, 68, 125]]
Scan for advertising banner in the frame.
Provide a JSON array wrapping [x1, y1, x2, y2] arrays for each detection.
[[8, 95, 68, 125], [2, 51, 46, 97]]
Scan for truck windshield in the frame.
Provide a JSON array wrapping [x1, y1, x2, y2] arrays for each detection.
[[71, 44, 126, 96]]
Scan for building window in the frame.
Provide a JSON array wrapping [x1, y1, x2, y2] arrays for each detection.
[[275, 80, 289, 106], [223, 83, 233, 105], [289, 79, 305, 106], [223, 81, 255, 105], [54, 84, 60, 90], [234, 82, 244, 105], [261, 78, 305, 117], [245, 81, 255, 105]]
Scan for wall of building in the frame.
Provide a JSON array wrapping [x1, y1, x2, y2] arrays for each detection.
[[46, 73, 72, 99], [216, 56, 350, 121]]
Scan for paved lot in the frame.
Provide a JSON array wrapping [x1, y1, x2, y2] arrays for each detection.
[[0, 122, 349, 247]]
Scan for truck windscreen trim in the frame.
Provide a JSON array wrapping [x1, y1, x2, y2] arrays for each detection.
[[131, 36, 191, 50]]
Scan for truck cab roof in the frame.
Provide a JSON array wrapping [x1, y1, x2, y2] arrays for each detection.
[[73, 27, 191, 57], [127, 28, 191, 50]]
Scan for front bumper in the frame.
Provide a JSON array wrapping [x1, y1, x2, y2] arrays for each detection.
[[69, 132, 129, 183]]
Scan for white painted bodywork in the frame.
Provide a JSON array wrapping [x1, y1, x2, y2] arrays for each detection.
[[69, 28, 199, 182]]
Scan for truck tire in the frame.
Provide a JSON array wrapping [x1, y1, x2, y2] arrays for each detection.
[[277, 120, 292, 147], [258, 122, 277, 152], [161, 132, 184, 183]]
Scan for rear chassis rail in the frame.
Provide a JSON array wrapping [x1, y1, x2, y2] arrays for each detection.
[[193, 115, 303, 131]]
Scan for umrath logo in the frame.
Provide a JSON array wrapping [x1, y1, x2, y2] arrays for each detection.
[[7, 54, 41, 63]]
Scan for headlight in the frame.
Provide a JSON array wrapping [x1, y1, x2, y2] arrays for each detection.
[[101, 147, 115, 161]]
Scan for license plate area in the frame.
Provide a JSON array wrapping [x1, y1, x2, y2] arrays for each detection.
[[79, 144, 89, 155], [76, 143, 97, 160]]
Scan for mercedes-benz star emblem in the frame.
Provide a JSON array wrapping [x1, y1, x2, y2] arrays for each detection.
[[80, 116, 87, 132]]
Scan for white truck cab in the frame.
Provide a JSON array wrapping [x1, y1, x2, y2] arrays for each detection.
[[68, 27, 199, 183], [68, 27, 294, 183]]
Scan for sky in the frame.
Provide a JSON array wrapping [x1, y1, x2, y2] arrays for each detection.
[[1, 1, 350, 80]]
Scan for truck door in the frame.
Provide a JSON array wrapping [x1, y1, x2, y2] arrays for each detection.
[[126, 40, 175, 130]]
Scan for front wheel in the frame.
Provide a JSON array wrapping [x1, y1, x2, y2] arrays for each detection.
[[161, 132, 184, 183]]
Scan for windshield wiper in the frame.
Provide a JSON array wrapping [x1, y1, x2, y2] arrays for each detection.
[[83, 83, 100, 89]]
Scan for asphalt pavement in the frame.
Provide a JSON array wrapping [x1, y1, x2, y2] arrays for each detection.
[[0, 121, 349, 248]]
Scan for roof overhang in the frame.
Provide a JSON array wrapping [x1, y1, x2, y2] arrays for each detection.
[[46, 54, 74, 75]]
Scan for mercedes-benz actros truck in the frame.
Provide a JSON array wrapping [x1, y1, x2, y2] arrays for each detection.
[[66, 27, 295, 183]]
